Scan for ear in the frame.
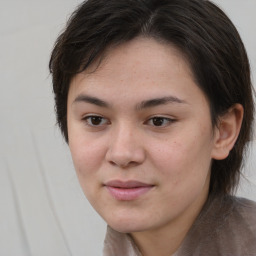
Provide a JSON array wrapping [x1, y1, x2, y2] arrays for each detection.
[[211, 104, 244, 160]]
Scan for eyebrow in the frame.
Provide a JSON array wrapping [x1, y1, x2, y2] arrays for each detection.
[[73, 94, 110, 108], [73, 94, 187, 109], [136, 96, 187, 110]]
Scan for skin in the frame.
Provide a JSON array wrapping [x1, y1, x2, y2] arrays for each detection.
[[67, 37, 243, 256]]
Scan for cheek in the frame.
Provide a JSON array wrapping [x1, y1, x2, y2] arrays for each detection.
[[149, 139, 212, 210], [68, 137, 107, 203], [69, 135, 106, 176], [149, 132, 213, 183]]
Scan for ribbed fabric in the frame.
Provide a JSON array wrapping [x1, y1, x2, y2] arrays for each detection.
[[103, 195, 256, 256]]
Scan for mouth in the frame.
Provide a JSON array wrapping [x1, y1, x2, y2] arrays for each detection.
[[104, 180, 155, 201]]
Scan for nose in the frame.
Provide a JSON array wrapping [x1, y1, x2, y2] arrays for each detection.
[[105, 124, 146, 168]]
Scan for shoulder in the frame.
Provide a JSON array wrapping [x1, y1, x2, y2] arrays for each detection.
[[230, 196, 256, 222], [230, 195, 256, 216], [177, 195, 256, 256], [227, 196, 256, 239], [218, 196, 256, 255]]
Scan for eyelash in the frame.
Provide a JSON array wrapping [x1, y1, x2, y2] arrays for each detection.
[[82, 115, 176, 128], [83, 115, 109, 127], [145, 116, 176, 127]]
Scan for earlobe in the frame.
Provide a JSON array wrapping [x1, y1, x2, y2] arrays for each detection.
[[211, 104, 244, 160]]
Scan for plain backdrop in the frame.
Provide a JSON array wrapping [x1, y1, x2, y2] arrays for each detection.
[[0, 1, 255, 255]]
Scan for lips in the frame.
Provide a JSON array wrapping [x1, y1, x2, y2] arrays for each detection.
[[104, 180, 154, 201]]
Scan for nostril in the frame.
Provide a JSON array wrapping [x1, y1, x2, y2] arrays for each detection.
[[109, 160, 140, 169], [109, 160, 117, 166]]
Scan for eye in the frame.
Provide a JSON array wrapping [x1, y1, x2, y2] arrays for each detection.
[[83, 115, 109, 127], [146, 116, 175, 127]]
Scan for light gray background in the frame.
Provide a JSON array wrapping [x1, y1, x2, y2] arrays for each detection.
[[0, 1, 255, 255]]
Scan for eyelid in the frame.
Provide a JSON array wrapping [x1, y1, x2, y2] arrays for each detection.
[[81, 113, 176, 128], [144, 115, 176, 127], [82, 114, 110, 127]]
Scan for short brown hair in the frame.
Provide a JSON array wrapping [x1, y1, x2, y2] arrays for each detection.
[[49, 0, 255, 195]]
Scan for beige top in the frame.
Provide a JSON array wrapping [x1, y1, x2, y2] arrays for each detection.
[[103, 195, 256, 256]]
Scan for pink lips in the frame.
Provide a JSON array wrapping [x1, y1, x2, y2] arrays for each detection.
[[104, 180, 154, 201]]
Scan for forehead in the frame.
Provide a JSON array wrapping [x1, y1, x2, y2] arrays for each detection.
[[83, 37, 193, 79], [68, 37, 207, 108]]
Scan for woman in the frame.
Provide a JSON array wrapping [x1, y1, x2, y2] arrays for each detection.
[[49, 0, 256, 255]]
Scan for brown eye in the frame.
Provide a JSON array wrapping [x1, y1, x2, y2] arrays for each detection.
[[146, 116, 175, 127], [152, 117, 165, 126], [84, 115, 109, 126]]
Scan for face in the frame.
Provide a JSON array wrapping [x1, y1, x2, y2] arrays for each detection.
[[67, 37, 219, 235]]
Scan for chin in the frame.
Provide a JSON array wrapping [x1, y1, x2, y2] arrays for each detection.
[[109, 223, 146, 234], [104, 213, 149, 233]]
